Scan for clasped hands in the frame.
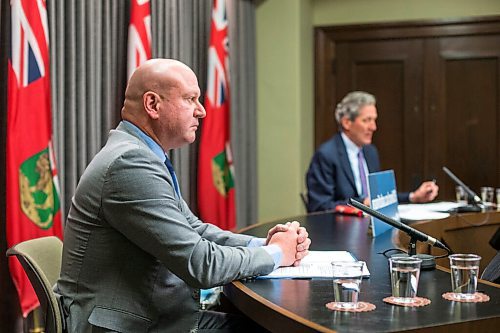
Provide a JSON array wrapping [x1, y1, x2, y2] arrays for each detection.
[[266, 221, 311, 267]]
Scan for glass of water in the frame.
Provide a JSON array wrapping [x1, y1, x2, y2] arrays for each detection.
[[389, 257, 422, 303], [497, 188, 500, 210], [331, 261, 364, 309], [480, 187, 495, 204], [455, 185, 467, 204], [449, 254, 481, 300]]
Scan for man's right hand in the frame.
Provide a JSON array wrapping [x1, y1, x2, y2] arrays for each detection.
[[267, 223, 299, 267]]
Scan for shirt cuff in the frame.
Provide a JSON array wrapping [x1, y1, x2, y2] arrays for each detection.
[[247, 238, 282, 269], [247, 237, 266, 248], [261, 244, 282, 270]]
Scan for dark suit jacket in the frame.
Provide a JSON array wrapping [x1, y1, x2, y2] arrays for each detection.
[[55, 122, 275, 333], [306, 134, 409, 212]]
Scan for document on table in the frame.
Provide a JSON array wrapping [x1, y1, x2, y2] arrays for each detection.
[[258, 251, 370, 279], [398, 201, 465, 221]]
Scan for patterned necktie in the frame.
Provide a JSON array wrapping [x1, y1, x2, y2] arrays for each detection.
[[358, 150, 368, 197], [164, 156, 180, 198]]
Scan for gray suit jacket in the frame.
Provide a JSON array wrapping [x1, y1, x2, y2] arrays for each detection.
[[55, 122, 274, 333]]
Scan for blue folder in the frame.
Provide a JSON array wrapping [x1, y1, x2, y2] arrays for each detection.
[[368, 170, 400, 237]]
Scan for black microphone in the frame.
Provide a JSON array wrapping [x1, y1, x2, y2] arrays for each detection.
[[349, 198, 451, 253], [442, 166, 482, 205]]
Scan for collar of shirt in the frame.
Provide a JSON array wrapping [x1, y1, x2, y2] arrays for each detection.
[[122, 120, 166, 161], [341, 132, 363, 158]]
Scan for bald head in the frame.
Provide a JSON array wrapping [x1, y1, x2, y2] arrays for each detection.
[[128, 59, 193, 94], [120, 58, 206, 151], [122, 59, 194, 117]]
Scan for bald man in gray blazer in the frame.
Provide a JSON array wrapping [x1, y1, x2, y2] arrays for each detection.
[[55, 59, 311, 333]]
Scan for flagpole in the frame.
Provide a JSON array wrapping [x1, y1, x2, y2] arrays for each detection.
[[28, 307, 44, 333]]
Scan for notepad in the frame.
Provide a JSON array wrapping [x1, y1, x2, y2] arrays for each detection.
[[258, 251, 370, 279]]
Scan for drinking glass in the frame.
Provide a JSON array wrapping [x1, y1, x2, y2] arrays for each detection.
[[480, 187, 495, 204], [455, 186, 467, 204], [496, 188, 500, 210], [389, 257, 422, 303], [331, 261, 364, 309], [449, 254, 481, 300]]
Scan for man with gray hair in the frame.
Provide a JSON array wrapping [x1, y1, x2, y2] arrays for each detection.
[[306, 91, 438, 212]]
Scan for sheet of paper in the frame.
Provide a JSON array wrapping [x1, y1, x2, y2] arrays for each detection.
[[258, 251, 370, 279], [398, 201, 466, 220], [398, 205, 450, 221]]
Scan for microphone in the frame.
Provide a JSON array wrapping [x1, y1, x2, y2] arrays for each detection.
[[442, 166, 482, 205], [349, 198, 451, 253]]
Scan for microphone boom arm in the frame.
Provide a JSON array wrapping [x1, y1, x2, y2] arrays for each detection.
[[442, 166, 482, 205], [349, 198, 451, 254]]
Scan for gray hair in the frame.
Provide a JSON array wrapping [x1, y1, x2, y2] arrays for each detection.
[[335, 91, 376, 126]]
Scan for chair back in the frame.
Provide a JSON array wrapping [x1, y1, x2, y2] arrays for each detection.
[[300, 191, 308, 210], [6, 236, 64, 333]]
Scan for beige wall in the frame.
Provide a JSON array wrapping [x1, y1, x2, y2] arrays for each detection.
[[256, 0, 313, 222], [255, 0, 500, 223]]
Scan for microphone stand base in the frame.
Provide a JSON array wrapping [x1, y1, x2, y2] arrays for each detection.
[[413, 254, 436, 270], [389, 253, 436, 270], [451, 205, 481, 213]]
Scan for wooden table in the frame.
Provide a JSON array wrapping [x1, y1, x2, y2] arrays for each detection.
[[223, 211, 500, 332]]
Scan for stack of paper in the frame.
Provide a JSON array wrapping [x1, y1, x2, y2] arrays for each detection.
[[398, 201, 465, 220], [258, 251, 370, 279]]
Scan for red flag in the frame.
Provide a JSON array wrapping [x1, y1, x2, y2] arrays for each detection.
[[198, 0, 236, 230], [127, 0, 151, 79], [7, 0, 63, 317]]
